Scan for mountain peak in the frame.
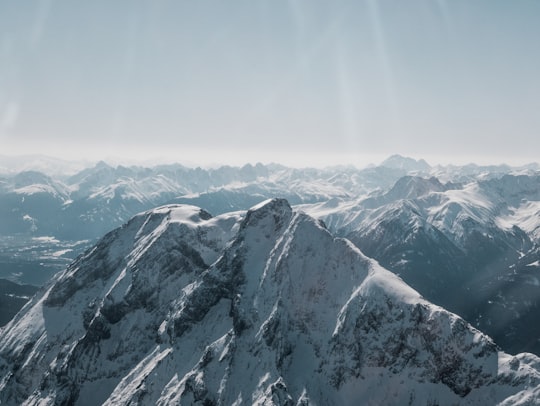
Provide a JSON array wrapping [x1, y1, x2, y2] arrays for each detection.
[[381, 155, 431, 172], [387, 175, 446, 200], [95, 160, 113, 170], [242, 198, 293, 229], [249, 197, 292, 213]]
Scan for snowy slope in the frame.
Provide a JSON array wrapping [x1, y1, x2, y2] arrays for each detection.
[[301, 173, 540, 356], [1, 200, 540, 405]]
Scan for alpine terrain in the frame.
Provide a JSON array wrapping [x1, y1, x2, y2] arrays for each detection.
[[302, 171, 540, 356], [1, 199, 539, 405], [2, 155, 540, 358]]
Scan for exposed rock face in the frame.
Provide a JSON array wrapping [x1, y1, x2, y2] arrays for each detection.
[[1, 199, 540, 405]]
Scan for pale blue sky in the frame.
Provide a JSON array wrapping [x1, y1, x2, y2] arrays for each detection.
[[1, 1, 539, 166]]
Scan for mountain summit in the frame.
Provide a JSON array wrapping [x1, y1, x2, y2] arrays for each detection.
[[380, 154, 431, 172], [1, 199, 539, 405]]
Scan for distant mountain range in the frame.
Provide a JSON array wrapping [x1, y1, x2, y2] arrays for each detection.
[[2, 154, 536, 241]]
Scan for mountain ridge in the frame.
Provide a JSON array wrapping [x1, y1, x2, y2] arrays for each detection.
[[1, 200, 540, 405]]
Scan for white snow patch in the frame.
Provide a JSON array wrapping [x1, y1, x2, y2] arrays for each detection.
[[496, 201, 540, 240], [32, 236, 60, 244], [14, 184, 57, 195], [51, 249, 72, 257]]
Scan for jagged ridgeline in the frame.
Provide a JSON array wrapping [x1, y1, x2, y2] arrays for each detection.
[[1, 199, 540, 405]]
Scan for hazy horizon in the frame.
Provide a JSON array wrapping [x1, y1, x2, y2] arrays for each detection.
[[1, 151, 538, 176]]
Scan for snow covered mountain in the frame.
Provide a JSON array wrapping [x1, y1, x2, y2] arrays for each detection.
[[1, 155, 534, 241], [1, 200, 540, 405], [380, 154, 431, 173], [302, 173, 540, 355], [2, 155, 540, 359]]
